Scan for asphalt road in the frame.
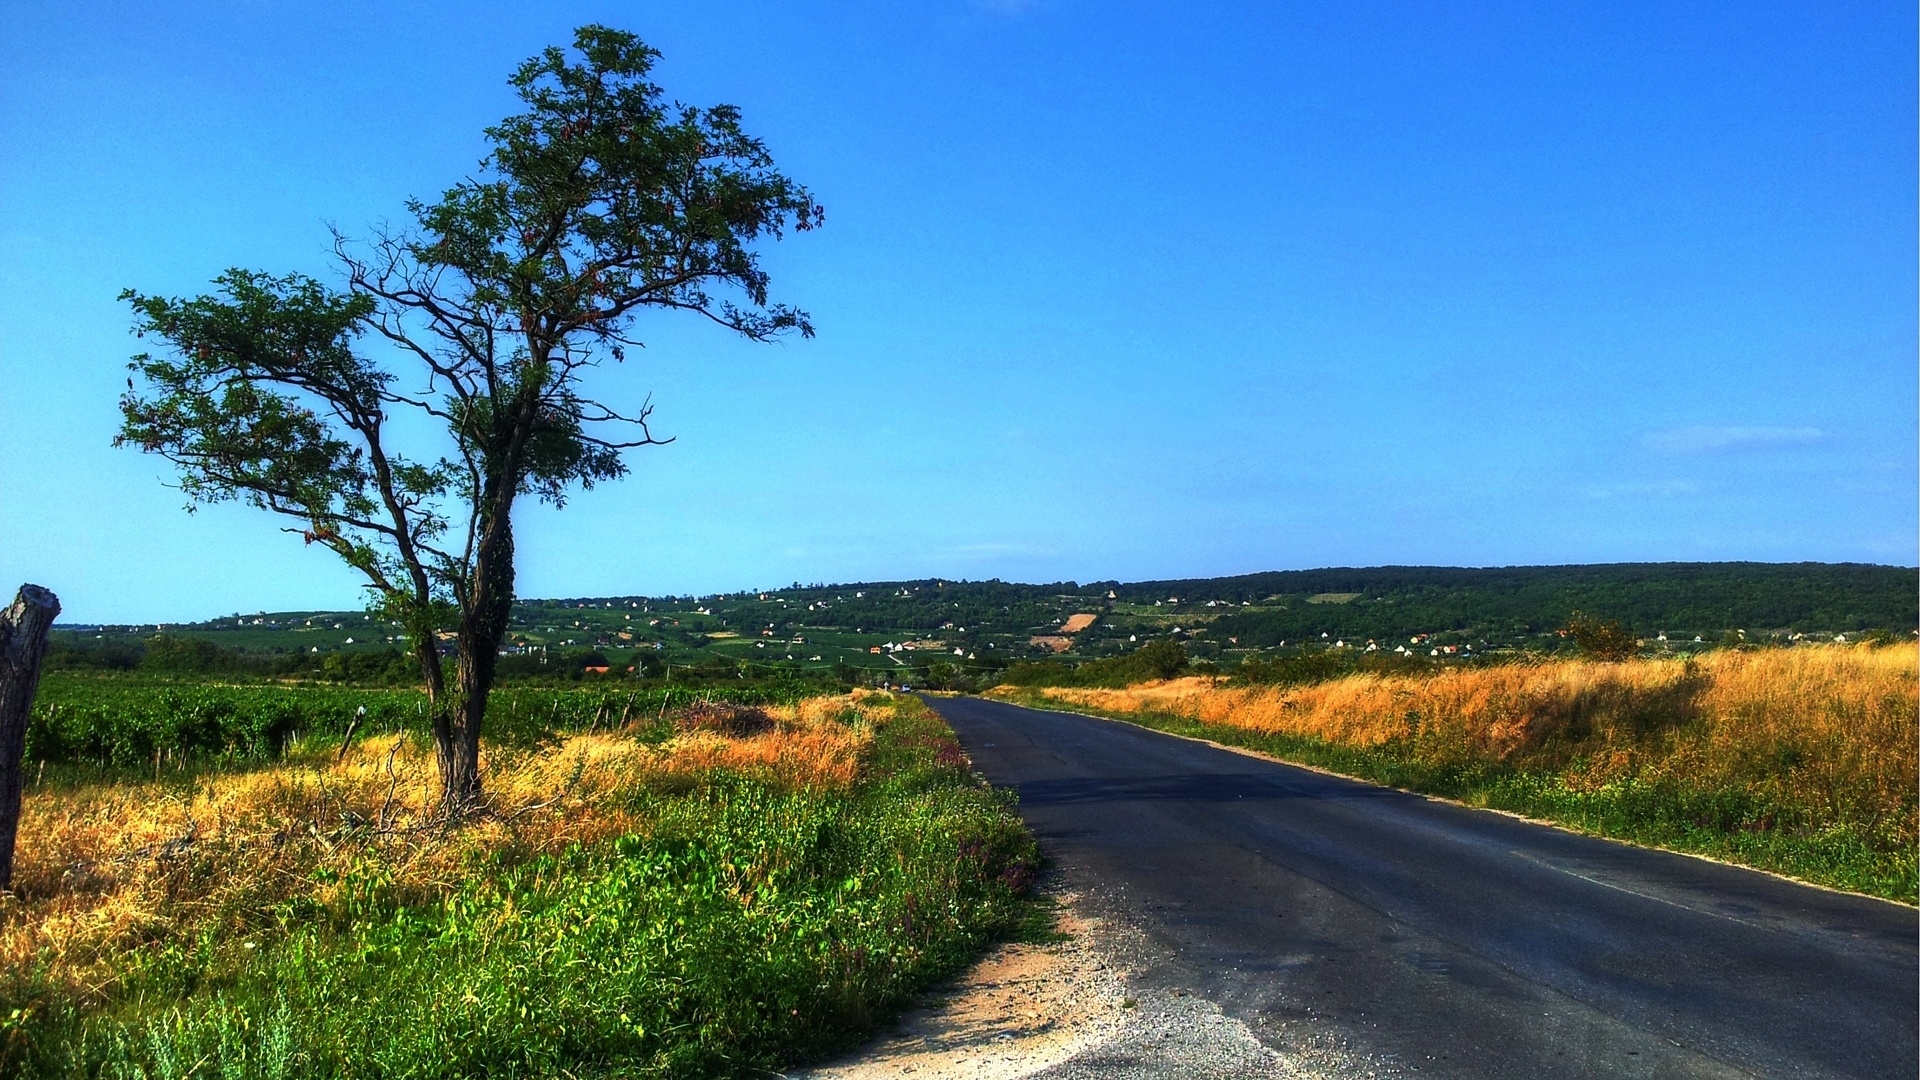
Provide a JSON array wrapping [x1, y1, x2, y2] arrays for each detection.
[[926, 695, 1919, 1080]]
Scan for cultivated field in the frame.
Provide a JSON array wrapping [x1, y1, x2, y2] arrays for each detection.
[[1001, 645, 1917, 901]]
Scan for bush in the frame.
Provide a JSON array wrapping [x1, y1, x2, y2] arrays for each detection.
[[140, 634, 228, 674], [999, 639, 1189, 689], [1232, 648, 1440, 686], [1565, 611, 1638, 661], [44, 635, 144, 672], [1128, 639, 1190, 681]]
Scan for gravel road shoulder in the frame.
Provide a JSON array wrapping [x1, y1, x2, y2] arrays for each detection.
[[792, 894, 1326, 1080]]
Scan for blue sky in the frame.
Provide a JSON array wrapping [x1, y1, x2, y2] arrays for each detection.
[[1, 1, 1913, 622]]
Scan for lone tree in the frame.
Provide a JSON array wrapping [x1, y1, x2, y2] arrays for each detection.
[[1563, 611, 1638, 662], [117, 26, 820, 814]]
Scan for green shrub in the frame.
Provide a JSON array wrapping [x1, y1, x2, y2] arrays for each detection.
[[1000, 639, 1189, 688]]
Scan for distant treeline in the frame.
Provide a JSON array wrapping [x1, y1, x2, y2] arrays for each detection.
[[996, 640, 1452, 690], [1123, 562, 1917, 645], [535, 562, 1916, 644], [62, 563, 1916, 687], [47, 633, 423, 683], [45, 633, 846, 690], [520, 578, 1085, 637]]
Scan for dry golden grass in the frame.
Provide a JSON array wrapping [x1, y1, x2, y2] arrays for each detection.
[[0, 694, 887, 1005], [1033, 646, 1917, 849]]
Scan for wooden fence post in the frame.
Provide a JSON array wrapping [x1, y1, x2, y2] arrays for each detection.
[[0, 584, 59, 890]]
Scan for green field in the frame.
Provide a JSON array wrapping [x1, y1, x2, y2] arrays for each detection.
[[27, 675, 800, 774]]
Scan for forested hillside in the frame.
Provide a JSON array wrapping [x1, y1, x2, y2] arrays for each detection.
[[53, 563, 1916, 683], [1129, 563, 1914, 648]]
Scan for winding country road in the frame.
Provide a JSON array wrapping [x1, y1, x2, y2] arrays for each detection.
[[926, 696, 1918, 1080]]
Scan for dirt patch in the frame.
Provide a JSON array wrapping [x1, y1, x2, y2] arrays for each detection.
[[795, 906, 1127, 1079], [1059, 614, 1098, 635]]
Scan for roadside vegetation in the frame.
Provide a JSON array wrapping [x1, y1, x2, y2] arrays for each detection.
[[993, 643, 1917, 903], [1, 691, 1037, 1077]]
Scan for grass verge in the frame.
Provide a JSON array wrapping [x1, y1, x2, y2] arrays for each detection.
[[991, 649, 1916, 904], [2, 693, 1038, 1078]]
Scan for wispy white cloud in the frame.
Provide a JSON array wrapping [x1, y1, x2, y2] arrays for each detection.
[[1641, 426, 1824, 454]]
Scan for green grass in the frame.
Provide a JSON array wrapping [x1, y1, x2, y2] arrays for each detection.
[[992, 689, 1916, 904], [7, 698, 1040, 1078]]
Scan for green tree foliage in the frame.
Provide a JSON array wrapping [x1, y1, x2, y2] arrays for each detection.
[[1234, 648, 1366, 686], [137, 635, 226, 673], [1231, 648, 1450, 686], [1178, 563, 1916, 646], [1001, 639, 1189, 688], [1564, 611, 1639, 661], [42, 636, 144, 672], [1128, 638, 1191, 680], [50, 631, 429, 684], [116, 26, 819, 813]]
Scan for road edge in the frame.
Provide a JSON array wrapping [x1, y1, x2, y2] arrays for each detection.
[[963, 693, 1920, 911]]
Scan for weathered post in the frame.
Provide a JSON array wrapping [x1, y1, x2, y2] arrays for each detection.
[[0, 584, 59, 890]]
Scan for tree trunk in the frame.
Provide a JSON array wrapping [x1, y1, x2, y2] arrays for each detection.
[[435, 697, 483, 815], [411, 631, 454, 797], [0, 584, 59, 890], [433, 619, 481, 815], [440, 496, 517, 817], [412, 627, 446, 703]]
